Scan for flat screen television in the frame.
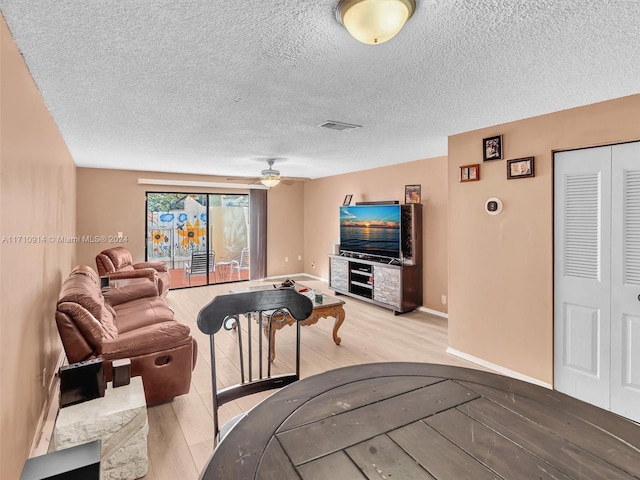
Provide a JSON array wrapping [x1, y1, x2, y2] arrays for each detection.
[[339, 205, 401, 261]]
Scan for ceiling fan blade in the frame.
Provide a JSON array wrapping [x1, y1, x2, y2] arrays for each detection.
[[277, 177, 311, 185], [226, 176, 260, 182], [284, 176, 311, 181]]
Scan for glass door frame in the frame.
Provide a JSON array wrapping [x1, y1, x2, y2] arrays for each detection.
[[145, 191, 250, 289]]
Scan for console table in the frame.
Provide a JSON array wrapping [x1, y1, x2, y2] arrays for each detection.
[[53, 376, 148, 480]]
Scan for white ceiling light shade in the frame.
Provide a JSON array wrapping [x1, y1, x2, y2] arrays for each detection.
[[336, 0, 416, 45], [260, 175, 281, 188]]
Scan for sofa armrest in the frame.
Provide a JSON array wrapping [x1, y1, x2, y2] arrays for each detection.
[[134, 261, 168, 272], [106, 268, 158, 281], [101, 322, 192, 359], [103, 281, 160, 306]]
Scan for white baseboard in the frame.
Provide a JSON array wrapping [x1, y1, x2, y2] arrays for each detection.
[[29, 349, 66, 457], [266, 273, 328, 282], [446, 347, 552, 389], [417, 306, 448, 318]]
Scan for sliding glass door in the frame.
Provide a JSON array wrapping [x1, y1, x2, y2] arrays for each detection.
[[145, 192, 249, 288], [208, 194, 250, 282]]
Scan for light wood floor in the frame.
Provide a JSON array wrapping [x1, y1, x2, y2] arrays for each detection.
[[141, 277, 489, 480]]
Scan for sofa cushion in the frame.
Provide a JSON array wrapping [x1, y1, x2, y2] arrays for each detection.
[[57, 275, 104, 320], [114, 297, 177, 334], [55, 310, 95, 362], [57, 302, 117, 345], [102, 322, 192, 358], [134, 261, 168, 273], [59, 267, 119, 338], [70, 265, 100, 286], [105, 247, 134, 270], [101, 302, 119, 339], [103, 280, 159, 306], [95, 253, 116, 276]]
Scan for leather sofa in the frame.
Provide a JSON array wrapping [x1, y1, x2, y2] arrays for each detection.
[[55, 265, 196, 404], [96, 246, 170, 297]]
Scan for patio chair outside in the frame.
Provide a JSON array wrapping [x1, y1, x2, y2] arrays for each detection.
[[231, 247, 250, 280], [184, 250, 215, 286]]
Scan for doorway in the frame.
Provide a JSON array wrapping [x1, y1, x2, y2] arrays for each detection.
[[554, 141, 640, 422], [145, 192, 250, 288]]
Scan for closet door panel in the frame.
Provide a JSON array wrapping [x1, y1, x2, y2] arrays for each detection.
[[554, 146, 612, 409], [610, 141, 640, 423]]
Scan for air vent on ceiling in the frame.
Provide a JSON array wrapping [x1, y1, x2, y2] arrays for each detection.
[[319, 120, 362, 131]]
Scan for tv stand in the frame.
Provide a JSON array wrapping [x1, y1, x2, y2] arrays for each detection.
[[330, 203, 423, 314], [329, 256, 422, 314]]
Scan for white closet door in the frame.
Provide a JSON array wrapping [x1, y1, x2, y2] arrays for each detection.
[[610, 141, 640, 423], [554, 146, 612, 409]]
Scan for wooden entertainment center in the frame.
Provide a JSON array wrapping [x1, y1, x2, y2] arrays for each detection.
[[329, 203, 423, 314]]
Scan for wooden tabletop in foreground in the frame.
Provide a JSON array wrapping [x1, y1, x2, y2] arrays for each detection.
[[201, 362, 640, 479]]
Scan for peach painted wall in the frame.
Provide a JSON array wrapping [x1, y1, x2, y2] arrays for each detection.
[[303, 156, 449, 313], [75, 168, 305, 278], [448, 94, 640, 385], [0, 16, 77, 479], [266, 181, 306, 276]]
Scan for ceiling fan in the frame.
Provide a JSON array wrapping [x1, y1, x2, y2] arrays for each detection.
[[227, 158, 308, 187]]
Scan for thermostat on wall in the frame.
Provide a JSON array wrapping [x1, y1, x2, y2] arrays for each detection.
[[485, 197, 503, 215]]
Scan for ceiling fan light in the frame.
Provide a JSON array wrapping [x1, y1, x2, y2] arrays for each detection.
[[337, 0, 415, 45], [260, 175, 281, 188]]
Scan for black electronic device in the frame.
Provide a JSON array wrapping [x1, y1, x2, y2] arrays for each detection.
[[59, 359, 106, 408], [20, 439, 101, 480], [99, 276, 110, 290], [339, 204, 403, 262]]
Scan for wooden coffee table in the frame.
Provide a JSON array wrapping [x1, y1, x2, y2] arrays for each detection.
[[230, 284, 346, 360]]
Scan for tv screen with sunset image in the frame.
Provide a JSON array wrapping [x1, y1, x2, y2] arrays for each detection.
[[339, 205, 401, 260]]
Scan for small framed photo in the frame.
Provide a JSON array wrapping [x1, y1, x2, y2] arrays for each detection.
[[507, 157, 535, 179], [460, 164, 480, 182], [405, 185, 421, 204], [483, 135, 503, 161], [343, 194, 353, 206]]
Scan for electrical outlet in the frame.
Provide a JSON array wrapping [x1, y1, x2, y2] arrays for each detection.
[[441, 295, 447, 305], [117, 231, 123, 238], [285, 257, 289, 262], [298, 255, 302, 261]]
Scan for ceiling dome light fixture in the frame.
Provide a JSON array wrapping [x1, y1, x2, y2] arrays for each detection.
[[336, 0, 416, 45]]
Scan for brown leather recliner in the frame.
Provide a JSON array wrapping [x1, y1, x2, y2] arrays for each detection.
[[55, 265, 196, 404], [96, 246, 170, 297]]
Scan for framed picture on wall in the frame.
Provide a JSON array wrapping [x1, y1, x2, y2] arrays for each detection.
[[405, 185, 421, 204], [483, 135, 503, 161], [460, 164, 480, 182], [507, 157, 535, 179]]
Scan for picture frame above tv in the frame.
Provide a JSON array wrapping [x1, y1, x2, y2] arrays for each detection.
[[405, 185, 421, 204]]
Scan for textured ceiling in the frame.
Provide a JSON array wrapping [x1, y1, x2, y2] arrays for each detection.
[[2, 1, 639, 180]]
